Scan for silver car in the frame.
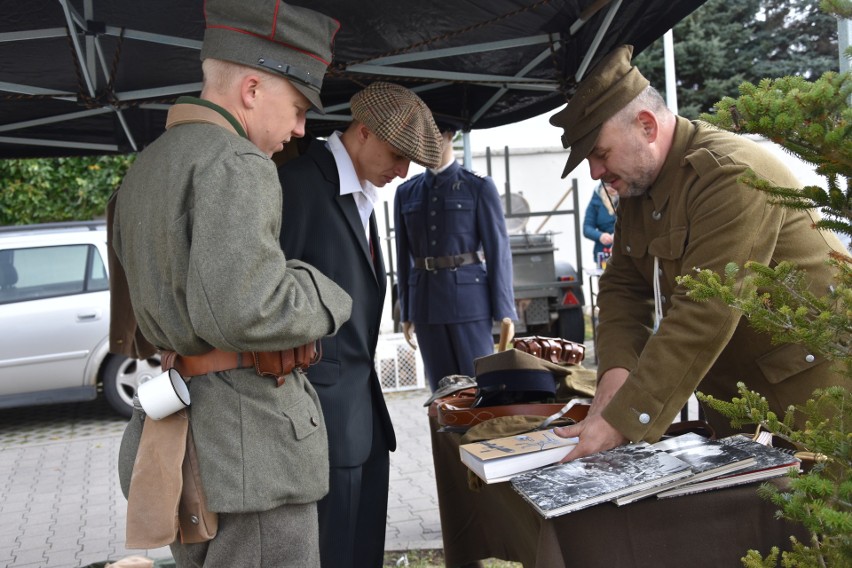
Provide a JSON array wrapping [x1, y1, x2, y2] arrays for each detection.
[[0, 221, 160, 417]]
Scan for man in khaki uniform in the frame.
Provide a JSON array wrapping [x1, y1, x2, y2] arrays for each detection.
[[552, 45, 845, 460], [110, 1, 352, 566]]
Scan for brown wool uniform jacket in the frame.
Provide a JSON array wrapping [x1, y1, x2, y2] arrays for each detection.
[[110, 101, 352, 513], [597, 117, 845, 443]]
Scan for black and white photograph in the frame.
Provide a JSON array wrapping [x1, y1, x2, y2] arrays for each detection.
[[511, 443, 692, 518]]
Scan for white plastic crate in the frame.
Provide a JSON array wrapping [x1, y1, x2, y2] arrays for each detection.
[[375, 332, 425, 392]]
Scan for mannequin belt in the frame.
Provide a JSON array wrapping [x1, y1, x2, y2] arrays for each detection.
[[414, 251, 481, 271]]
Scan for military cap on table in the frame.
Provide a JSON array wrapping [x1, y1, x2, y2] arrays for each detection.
[[424, 374, 478, 407], [472, 349, 569, 407]]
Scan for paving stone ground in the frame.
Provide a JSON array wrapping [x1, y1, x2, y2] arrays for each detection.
[[0, 341, 600, 567], [0, 387, 441, 567]]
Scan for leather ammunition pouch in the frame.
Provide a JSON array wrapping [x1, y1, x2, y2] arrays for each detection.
[[161, 343, 320, 387], [512, 335, 585, 366]]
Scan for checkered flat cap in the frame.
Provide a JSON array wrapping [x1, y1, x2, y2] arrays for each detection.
[[350, 82, 442, 169]]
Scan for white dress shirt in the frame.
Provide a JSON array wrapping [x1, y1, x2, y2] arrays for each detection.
[[327, 131, 377, 238]]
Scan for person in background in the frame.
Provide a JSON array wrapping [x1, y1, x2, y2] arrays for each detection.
[[550, 45, 845, 461], [277, 82, 443, 568], [394, 117, 517, 392], [109, 1, 352, 566], [583, 181, 618, 266]]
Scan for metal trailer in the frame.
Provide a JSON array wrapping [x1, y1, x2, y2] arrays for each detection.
[[488, 147, 586, 343], [507, 231, 585, 343]]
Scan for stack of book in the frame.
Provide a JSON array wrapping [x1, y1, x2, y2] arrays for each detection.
[[459, 429, 579, 484], [613, 432, 757, 506], [501, 432, 800, 519], [656, 435, 801, 499]]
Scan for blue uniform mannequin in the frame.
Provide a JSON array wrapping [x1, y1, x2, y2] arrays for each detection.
[[394, 122, 516, 390]]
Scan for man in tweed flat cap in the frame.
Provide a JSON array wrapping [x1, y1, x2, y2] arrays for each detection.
[[549, 45, 844, 462], [278, 81, 441, 568], [110, 1, 351, 566]]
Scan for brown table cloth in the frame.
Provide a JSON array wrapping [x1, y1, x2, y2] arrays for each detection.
[[430, 416, 807, 568]]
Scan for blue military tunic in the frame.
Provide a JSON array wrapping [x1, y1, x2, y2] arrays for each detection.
[[394, 161, 516, 389]]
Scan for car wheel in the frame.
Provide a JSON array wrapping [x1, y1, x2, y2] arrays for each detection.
[[556, 307, 585, 344], [102, 355, 161, 418]]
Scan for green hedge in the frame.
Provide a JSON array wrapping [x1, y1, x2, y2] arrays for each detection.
[[0, 154, 136, 226]]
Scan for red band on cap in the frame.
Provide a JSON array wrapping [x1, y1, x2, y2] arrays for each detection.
[[206, 24, 332, 66]]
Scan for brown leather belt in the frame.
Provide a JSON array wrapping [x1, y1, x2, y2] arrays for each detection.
[[434, 391, 589, 430], [414, 251, 481, 271], [160, 343, 320, 387]]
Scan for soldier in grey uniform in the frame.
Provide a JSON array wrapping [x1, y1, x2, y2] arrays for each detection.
[[109, 2, 352, 566], [551, 45, 845, 460]]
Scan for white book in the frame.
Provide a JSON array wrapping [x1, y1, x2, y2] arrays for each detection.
[[459, 429, 579, 484]]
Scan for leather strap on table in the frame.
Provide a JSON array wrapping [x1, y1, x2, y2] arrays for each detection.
[[414, 251, 481, 271], [427, 387, 477, 418], [436, 396, 589, 429], [161, 343, 320, 387]]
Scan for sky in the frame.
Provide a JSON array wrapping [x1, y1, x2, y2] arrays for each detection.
[[464, 113, 560, 153]]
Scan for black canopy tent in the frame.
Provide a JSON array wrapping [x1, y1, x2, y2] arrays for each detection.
[[0, 0, 707, 159]]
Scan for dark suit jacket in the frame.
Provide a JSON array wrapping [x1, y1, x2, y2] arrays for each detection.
[[279, 139, 396, 468]]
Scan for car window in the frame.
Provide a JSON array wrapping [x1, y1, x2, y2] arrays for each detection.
[[0, 243, 108, 305]]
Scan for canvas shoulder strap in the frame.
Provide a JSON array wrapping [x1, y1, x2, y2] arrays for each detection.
[[166, 103, 239, 136]]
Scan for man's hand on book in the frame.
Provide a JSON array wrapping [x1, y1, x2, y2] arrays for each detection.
[[554, 414, 627, 461], [554, 368, 629, 461]]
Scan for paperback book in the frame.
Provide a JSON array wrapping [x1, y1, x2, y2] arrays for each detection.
[[656, 434, 801, 499], [459, 428, 579, 484], [510, 442, 692, 518], [614, 432, 756, 506]]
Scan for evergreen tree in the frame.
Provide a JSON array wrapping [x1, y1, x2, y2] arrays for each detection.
[[678, 2, 851, 564], [751, 0, 840, 80], [635, 0, 839, 119]]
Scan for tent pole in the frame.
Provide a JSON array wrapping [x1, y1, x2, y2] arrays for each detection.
[[663, 30, 679, 114], [840, 18, 850, 106]]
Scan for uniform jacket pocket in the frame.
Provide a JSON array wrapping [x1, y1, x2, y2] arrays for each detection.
[[445, 197, 475, 233], [454, 266, 490, 320], [755, 343, 824, 384], [620, 228, 649, 259], [283, 394, 325, 441], [454, 265, 488, 286], [648, 227, 687, 260]]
